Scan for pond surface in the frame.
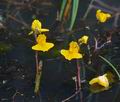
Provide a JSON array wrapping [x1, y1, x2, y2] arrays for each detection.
[[0, 0, 120, 102]]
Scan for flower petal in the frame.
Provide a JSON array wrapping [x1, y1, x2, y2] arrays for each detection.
[[69, 41, 79, 53], [98, 75, 109, 88], [89, 72, 115, 93], [89, 83, 110, 93], [32, 44, 42, 51], [44, 43, 54, 51], [71, 53, 83, 59], [78, 35, 89, 44], [32, 43, 54, 52], [37, 34, 46, 44], [96, 9, 111, 23], [31, 19, 41, 32], [89, 77, 99, 85], [89, 75, 109, 88], [106, 13, 111, 18], [60, 41, 83, 60], [60, 50, 82, 60], [60, 50, 71, 60], [41, 28, 49, 32]]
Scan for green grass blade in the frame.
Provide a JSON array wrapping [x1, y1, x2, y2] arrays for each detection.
[[99, 55, 120, 80], [59, 0, 67, 21], [69, 0, 79, 31]]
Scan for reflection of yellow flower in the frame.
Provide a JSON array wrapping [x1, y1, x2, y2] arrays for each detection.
[[60, 41, 83, 60], [78, 35, 89, 44], [31, 19, 49, 33], [96, 9, 111, 23], [32, 34, 54, 52], [89, 72, 114, 93]]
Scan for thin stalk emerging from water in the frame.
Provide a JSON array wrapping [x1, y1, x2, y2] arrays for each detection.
[[62, 60, 83, 102], [34, 34, 42, 94], [34, 60, 42, 94], [76, 59, 83, 102]]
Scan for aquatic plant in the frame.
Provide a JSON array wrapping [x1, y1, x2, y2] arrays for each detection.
[[28, 1, 120, 102], [0, 1, 120, 102], [89, 72, 114, 93], [30, 19, 54, 94]]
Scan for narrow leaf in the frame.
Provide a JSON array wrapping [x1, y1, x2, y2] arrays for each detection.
[[59, 0, 67, 21], [63, 0, 72, 20], [69, 0, 79, 31]]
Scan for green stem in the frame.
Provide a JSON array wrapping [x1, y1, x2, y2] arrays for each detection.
[[34, 72, 41, 94], [34, 60, 42, 94]]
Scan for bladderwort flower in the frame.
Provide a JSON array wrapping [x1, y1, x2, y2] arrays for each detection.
[[96, 9, 111, 23], [89, 72, 114, 93], [60, 41, 83, 60], [32, 34, 54, 52], [78, 35, 89, 45], [29, 19, 49, 35]]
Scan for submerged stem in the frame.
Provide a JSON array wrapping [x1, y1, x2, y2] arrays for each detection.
[[62, 90, 81, 102]]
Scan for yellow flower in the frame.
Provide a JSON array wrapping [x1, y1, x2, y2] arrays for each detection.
[[60, 41, 83, 60], [32, 34, 54, 52], [31, 19, 49, 34], [78, 35, 89, 44], [96, 9, 111, 23], [89, 72, 114, 93]]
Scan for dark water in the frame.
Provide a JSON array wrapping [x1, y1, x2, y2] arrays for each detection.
[[0, 0, 120, 102]]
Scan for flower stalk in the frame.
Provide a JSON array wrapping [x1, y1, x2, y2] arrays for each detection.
[[34, 33, 41, 94], [31, 20, 54, 94], [34, 60, 42, 94], [76, 60, 83, 102]]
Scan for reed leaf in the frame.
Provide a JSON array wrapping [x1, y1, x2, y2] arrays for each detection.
[[69, 0, 79, 31], [59, 0, 67, 21]]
